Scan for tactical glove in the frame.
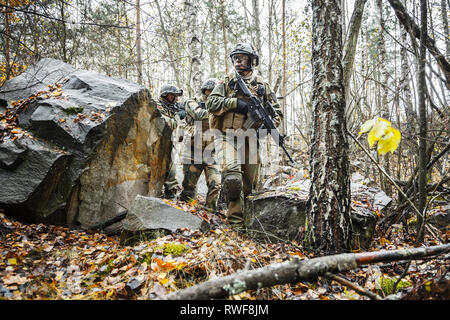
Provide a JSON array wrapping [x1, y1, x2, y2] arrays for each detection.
[[235, 99, 249, 114], [177, 109, 186, 120]]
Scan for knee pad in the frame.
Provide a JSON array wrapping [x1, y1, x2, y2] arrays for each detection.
[[222, 175, 242, 202]]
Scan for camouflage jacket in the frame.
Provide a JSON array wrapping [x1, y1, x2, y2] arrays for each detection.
[[206, 72, 282, 131]]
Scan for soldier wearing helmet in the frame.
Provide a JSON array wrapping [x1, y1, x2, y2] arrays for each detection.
[[179, 78, 221, 210], [157, 84, 185, 199], [206, 43, 283, 225]]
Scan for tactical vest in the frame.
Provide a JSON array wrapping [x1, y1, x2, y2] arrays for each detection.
[[210, 74, 267, 132]]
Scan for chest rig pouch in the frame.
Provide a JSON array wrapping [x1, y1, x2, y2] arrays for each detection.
[[221, 77, 266, 132]]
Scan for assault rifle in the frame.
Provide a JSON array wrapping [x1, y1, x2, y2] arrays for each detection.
[[162, 100, 185, 115], [235, 72, 294, 164]]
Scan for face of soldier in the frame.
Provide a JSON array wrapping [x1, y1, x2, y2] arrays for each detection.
[[232, 54, 251, 75], [203, 89, 212, 97], [165, 93, 178, 104]]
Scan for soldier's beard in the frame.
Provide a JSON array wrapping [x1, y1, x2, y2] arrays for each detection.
[[236, 66, 253, 77]]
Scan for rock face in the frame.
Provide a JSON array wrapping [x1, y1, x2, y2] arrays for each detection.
[[0, 58, 172, 228], [120, 195, 210, 245], [244, 180, 391, 250]]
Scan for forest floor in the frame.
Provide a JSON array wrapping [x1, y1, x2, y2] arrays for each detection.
[[0, 198, 448, 301]]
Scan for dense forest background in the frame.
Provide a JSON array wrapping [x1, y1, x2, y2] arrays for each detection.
[[2, 0, 448, 183]]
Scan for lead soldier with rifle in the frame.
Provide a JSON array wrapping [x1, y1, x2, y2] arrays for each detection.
[[207, 43, 288, 225]]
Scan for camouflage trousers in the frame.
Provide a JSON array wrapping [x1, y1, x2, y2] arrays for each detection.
[[216, 132, 260, 223], [180, 137, 221, 210], [163, 161, 178, 197]]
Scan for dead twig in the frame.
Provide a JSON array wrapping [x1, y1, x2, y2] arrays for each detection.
[[325, 272, 382, 300]]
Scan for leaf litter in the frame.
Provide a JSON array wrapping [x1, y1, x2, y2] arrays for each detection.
[[0, 198, 448, 300]]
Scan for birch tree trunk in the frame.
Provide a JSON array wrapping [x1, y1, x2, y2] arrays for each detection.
[[185, 0, 203, 95], [306, 0, 352, 254], [136, 0, 143, 85], [376, 0, 389, 119], [376, 0, 392, 196]]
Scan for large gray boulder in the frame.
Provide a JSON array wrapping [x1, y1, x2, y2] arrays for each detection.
[[0, 58, 172, 228], [244, 180, 392, 250]]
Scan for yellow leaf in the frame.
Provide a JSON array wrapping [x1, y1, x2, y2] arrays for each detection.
[[372, 118, 391, 137], [158, 272, 167, 280], [160, 278, 169, 285], [358, 118, 376, 136], [106, 289, 115, 298], [367, 118, 391, 147], [377, 127, 401, 155], [8, 258, 17, 265]]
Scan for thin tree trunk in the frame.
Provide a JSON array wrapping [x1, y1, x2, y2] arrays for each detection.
[[306, 0, 351, 254], [282, 0, 287, 136], [252, 0, 262, 75], [136, 0, 143, 84], [154, 0, 181, 87], [442, 0, 450, 59], [220, 0, 229, 74], [416, 0, 428, 244], [117, 1, 123, 78], [185, 0, 202, 95], [208, 1, 217, 76], [387, 0, 450, 89], [342, 0, 368, 101], [268, 0, 274, 85], [3, 0, 11, 81], [376, 0, 392, 196]]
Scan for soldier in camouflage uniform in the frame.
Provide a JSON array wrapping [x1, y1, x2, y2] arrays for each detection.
[[206, 43, 283, 224], [157, 84, 186, 199], [179, 79, 221, 210]]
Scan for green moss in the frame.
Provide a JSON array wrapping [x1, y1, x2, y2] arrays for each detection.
[[407, 216, 418, 228], [98, 259, 115, 275], [156, 242, 189, 256], [63, 106, 84, 115], [377, 276, 412, 296], [139, 252, 153, 264]]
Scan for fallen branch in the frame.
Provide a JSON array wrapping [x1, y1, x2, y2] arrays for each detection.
[[156, 244, 450, 300], [324, 272, 382, 300]]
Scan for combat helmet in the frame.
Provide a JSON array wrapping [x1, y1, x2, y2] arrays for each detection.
[[229, 43, 259, 68], [159, 84, 183, 99], [200, 78, 218, 94]]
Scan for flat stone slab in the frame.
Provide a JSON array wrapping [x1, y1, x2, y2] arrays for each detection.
[[120, 195, 210, 245]]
